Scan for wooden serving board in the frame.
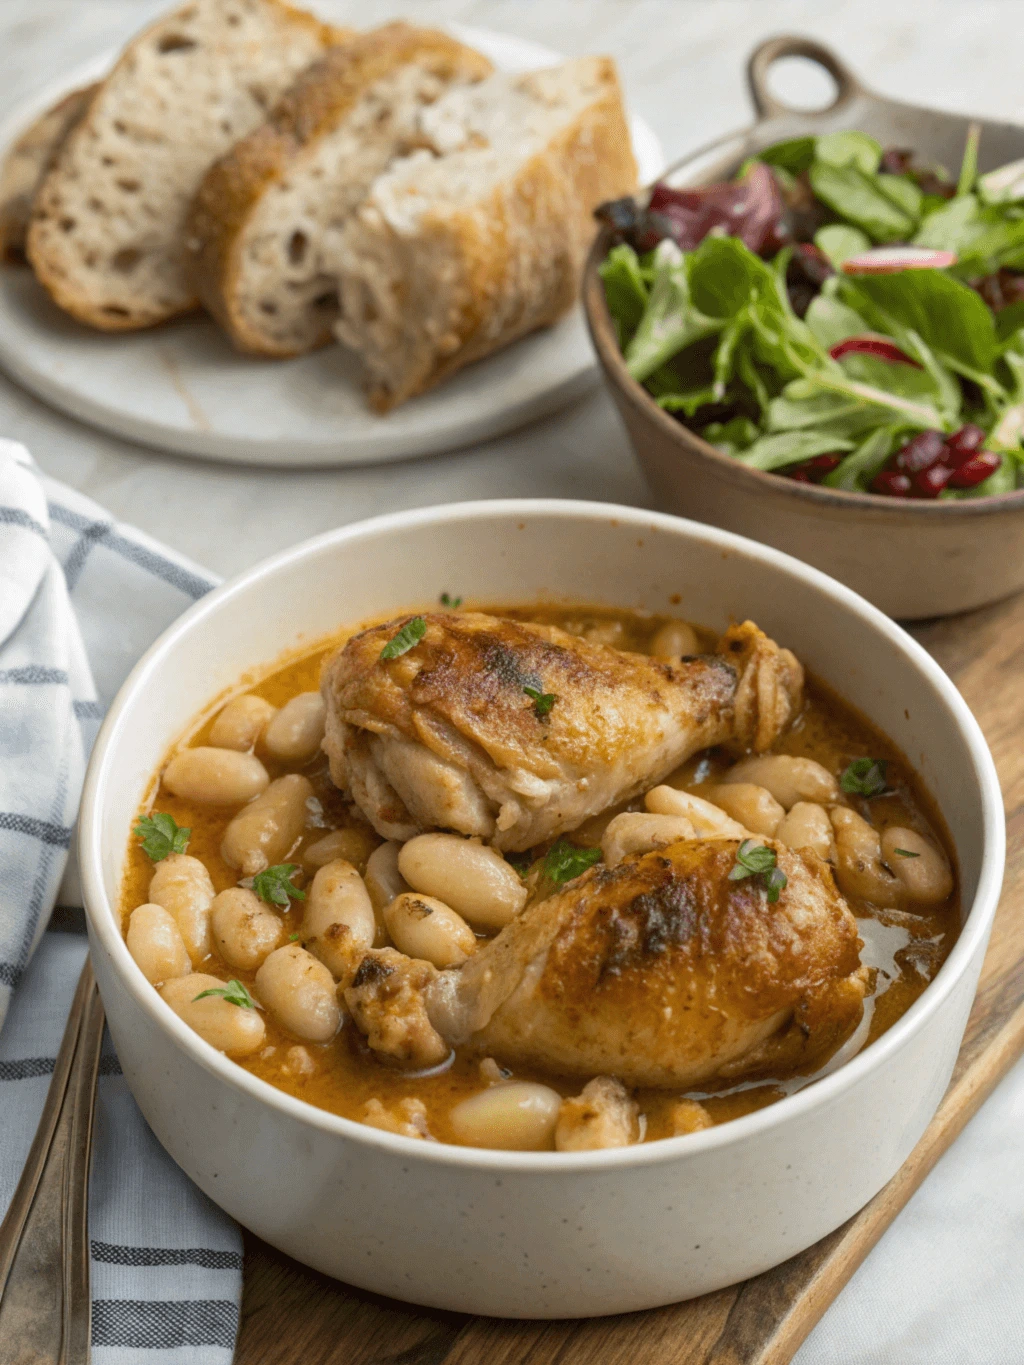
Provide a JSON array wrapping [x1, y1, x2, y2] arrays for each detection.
[[235, 589, 1024, 1365]]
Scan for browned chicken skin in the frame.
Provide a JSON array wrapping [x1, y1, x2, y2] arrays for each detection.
[[321, 612, 803, 852], [425, 838, 867, 1088]]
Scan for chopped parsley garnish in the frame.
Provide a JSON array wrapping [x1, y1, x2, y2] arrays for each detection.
[[380, 616, 426, 660], [729, 839, 788, 903], [192, 978, 258, 1009], [288, 932, 301, 941], [134, 812, 190, 861], [893, 847, 920, 859], [251, 863, 306, 907], [840, 758, 892, 799], [543, 839, 602, 883], [523, 684, 557, 720], [439, 592, 463, 608]]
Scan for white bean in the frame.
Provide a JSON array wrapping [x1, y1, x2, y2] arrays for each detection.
[[723, 756, 838, 810], [651, 619, 700, 659], [302, 859, 376, 984], [210, 886, 283, 972], [301, 827, 376, 875], [255, 944, 342, 1042], [364, 840, 409, 912], [775, 802, 834, 860], [208, 694, 276, 752], [880, 827, 953, 905], [384, 893, 477, 969], [162, 746, 269, 805], [705, 783, 784, 837], [161, 973, 266, 1056], [126, 903, 190, 984], [582, 619, 625, 647], [601, 812, 695, 867], [830, 807, 900, 905], [221, 773, 313, 876], [263, 692, 326, 765], [644, 786, 747, 838], [148, 853, 214, 964], [670, 1099, 714, 1135], [398, 834, 527, 933], [449, 1081, 562, 1151]]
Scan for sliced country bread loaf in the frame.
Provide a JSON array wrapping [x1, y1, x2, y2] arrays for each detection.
[[186, 23, 492, 357], [0, 85, 97, 261], [26, 0, 345, 330], [331, 57, 638, 412]]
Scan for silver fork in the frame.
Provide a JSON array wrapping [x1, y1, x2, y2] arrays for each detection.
[[0, 960, 105, 1364]]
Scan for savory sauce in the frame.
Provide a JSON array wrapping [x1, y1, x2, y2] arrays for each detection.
[[120, 605, 960, 1146]]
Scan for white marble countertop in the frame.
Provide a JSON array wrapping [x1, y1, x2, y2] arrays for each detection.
[[3, 3, 1024, 1361]]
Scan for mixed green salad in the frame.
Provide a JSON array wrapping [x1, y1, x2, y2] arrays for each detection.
[[596, 127, 1024, 498]]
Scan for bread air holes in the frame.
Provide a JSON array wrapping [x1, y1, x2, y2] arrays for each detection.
[[112, 247, 141, 274], [157, 33, 197, 53], [59, 217, 76, 233], [288, 231, 308, 266], [116, 179, 141, 194]]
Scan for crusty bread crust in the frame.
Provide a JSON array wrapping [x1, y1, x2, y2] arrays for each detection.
[[27, 0, 345, 331], [0, 85, 97, 262], [339, 58, 638, 412], [186, 22, 493, 356]]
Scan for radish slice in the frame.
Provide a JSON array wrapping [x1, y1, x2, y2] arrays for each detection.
[[829, 334, 922, 367], [841, 246, 958, 274]]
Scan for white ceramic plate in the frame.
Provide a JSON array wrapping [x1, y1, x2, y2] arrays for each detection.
[[0, 25, 663, 467]]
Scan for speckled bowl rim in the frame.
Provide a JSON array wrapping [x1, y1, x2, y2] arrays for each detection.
[[79, 499, 1005, 1172]]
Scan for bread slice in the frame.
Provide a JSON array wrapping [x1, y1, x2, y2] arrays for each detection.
[[0, 85, 97, 261], [331, 57, 638, 412], [186, 23, 493, 357], [26, 0, 346, 330]]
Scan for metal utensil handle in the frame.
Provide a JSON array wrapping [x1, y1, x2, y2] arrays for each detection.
[[746, 35, 863, 120], [0, 958, 105, 1364]]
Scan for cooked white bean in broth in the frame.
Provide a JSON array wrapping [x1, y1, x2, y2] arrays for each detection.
[[161, 973, 265, 1056], [384, 893, 477, 969], [705, 783, 784, 837], [263, 692, 327, 765], [127, 903, 190, 984], [449, 1082, 562, 1151], [723, 756, 838, 810], [302, 860, 376, 984], [208, 695, 276, 752], [221, 773, 313, 876], [147, 853, 214, 964], [210, 886, 283, 972], [255, 944, 342, 1043], [398, 834, 527, 933], [162, 747, 269, 805]]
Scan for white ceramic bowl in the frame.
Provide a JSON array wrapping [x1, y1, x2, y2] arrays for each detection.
[[79, 500, 1004, 1319]]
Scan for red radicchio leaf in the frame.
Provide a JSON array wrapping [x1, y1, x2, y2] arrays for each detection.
[[829, 334, 923, 368], [647, 162, 787, 254]]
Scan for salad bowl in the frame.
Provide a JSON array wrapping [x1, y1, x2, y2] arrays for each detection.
[[583, 36, 1024, 620]]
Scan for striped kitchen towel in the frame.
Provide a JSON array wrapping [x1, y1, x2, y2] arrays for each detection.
[[0, 440, 243, 1362]]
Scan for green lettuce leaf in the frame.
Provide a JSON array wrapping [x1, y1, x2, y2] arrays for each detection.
[[598, 244, 649, 349], [823, 427, 901, 490], [809, 161, 917, 242], [624, 241, 723, 382], [814, 224, 871, 268], [734, 430, 854, 471], [816, 131, 882, 174]]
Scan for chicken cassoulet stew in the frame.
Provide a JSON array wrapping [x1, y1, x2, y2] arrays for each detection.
[[121, 606, 958, 1151]]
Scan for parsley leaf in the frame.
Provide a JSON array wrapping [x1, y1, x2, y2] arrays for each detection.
[[523, 684, 557, 720], [380, 616, 426, 660], [288, 932, 301, 941], [728, 839, 788, 903], [134, 812, 190, 861], [543, 839, 602, 883], [840, 758, 892, 798], [439, 592, 463, 608], [192, 978, 258, 1009], [251, 863, 306, 908], [893, 847, 920, 859]]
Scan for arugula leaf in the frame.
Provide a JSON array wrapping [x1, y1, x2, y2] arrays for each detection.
[[543, 839, 602, 883], [809, 161, 916, 243], [814, 224, 871, 269], [840, 758, 891, 798], [956, 123, 981, 197], [134, 812, 190, 861], [768, 372, 943, 439], [816, 130, 882, 174], [439, 592, 463, 608], [756, 136, 816, 175], [380, 616, 426, 660], [251, 863, 306, 907], [735, 430, 854, 471], [728, 839, 788, 902], [823, 427, 900, 491], [624, 241, 723, 381], [523, 685, 557, 720], [192, 979, 259, 1009], [598, 243, 650, 348]]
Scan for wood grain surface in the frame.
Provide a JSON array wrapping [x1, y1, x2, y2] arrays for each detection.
[[236, 589, 1023, 1365]]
